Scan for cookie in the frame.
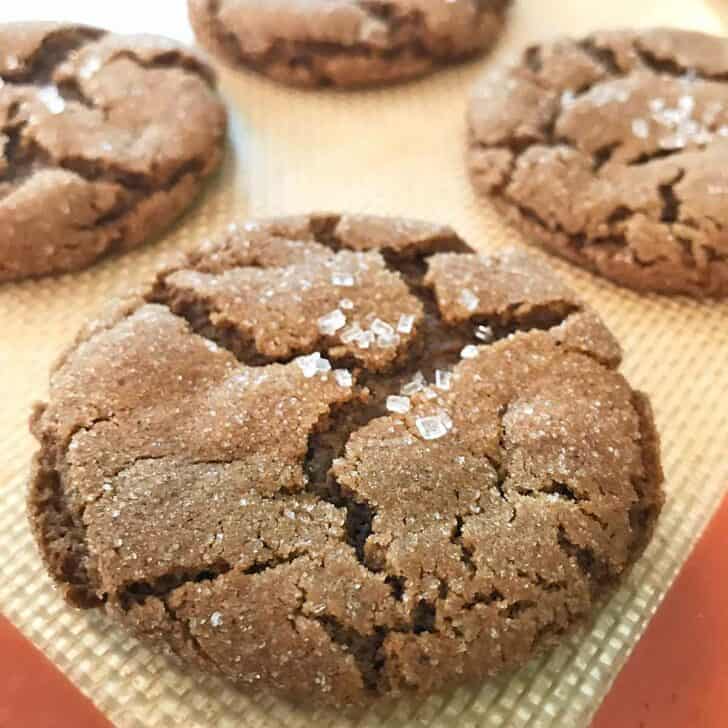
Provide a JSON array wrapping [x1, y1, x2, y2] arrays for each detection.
[[28, 213, 663, 705], [188, 0, 512, 88], [467, 28, 728, 297], [0, 22, 227, 282]]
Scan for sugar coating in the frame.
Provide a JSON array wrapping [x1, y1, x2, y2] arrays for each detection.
[[163, 243, 422, 372], [28, 213, 663, 708]]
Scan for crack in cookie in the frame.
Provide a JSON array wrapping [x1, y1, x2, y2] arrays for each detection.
[[28, 213, 663, 705], [468, 28, 728, 297]]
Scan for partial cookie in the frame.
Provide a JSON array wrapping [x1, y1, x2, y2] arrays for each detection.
[[467, 28, 728, 297], [0, 22, 227, 282], [29, 213, 663, 705], [188, 0, 512, 87]]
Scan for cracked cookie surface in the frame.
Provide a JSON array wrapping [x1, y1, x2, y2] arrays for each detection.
[[467, 28, 728, 298], [28, 213, 663, 705], [188, 0, 512, 88], [0, 22, 227, 282]]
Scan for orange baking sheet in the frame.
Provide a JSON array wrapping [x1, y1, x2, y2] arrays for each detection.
[[0, 615, 112, 728], [592, 491, 728, 728]]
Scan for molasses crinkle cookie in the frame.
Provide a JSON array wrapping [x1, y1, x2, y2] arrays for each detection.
[[468, 28, 728, 297], [0, 22, 226, 282], [29, 213, 663, 705], [188, 0, 512, 87]]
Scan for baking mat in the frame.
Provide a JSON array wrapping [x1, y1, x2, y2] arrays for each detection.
[[1, 1, 727, 726]]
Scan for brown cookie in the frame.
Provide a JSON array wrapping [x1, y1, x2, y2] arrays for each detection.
[[467, 28, 728, 298], [188, 0, 511, 88], [28, 213, 663, 705], [0, 22, 227, 282]]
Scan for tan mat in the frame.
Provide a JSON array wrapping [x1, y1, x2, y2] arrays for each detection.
[[1, 1, 727, 726]]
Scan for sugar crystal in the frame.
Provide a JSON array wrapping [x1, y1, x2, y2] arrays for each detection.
[[402, 371, 426, 395], [397, 314, 415, 334], [631, 118, 649, 139], [38, 85, 65, 114], [435, 370, 452, 390], [386, 395, 410, 414], [357, 330, 373, 349], [561, 90, 576, 107], [679, 95, 695, 114], [459, 288, 479, 312], [334, 369, 353, 387], [331, 272, 355, 287], [341, 324, 362, 344], [416, 416, 448, 441], [475, 325, 493, 342], [371, 319, 394, 337], [80, 55, 102, 80], [318, 309, 346, 335], [296, 352, 331, 377], [439, 410, 454, 430], [377, 332, 399, 348]]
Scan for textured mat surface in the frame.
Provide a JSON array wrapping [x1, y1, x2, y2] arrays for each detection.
[[1, 1, 727, 727]]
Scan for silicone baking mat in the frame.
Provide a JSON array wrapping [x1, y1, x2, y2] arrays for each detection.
[[1, 1, 727, 726]]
